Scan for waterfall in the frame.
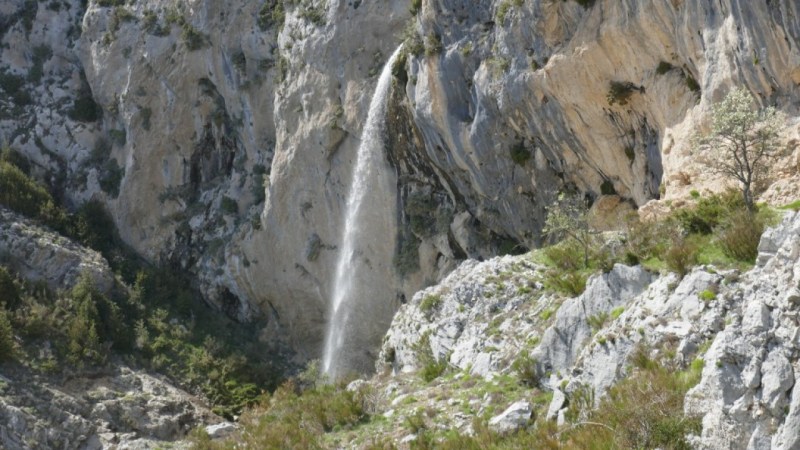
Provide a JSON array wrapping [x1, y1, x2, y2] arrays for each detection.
[[322, 45, 403, 379]]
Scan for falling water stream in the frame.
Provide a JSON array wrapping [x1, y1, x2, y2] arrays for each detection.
[[322, 45, 404, 379]]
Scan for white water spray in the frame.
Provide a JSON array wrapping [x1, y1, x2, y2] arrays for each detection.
[[322, 45, 403, 379]]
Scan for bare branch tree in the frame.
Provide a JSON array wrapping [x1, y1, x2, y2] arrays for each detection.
[[543, 192, 597, 268], [695, 87, 785, 211]]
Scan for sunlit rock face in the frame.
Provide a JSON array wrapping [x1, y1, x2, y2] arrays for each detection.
[[3, 0, 799, 364]]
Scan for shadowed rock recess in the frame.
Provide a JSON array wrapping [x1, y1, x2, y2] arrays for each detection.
[[2, 0, 800, 446]]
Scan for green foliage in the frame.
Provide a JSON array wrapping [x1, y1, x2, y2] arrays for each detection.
[[572, 0, 596, 7], [717, 209, 765, 263], [99, 159, 124, 198], [544, 269, 587, 296], [656, 61, 675, 75], [221, 196, 238, 215], [511, 350, 539, 387], [607, 81, 638, 106], [413, 332, 448, 382], [664, 236, 698, 277], [191, 377, 369, 449], [698, 289, 716, 301], [0, 160, 66, 227], [182, 24, 209, 51], [258, 0, 285, 31], [394, 233, 420, 276], [673, 190, 743, 235], [142, 9, 170, 36], [0, 70, 32, 106], [509, 141, 530, 166], [566, 359, 701, 449], [0, 267, 20, 310], [409, 0, 422, 15], [543, 239, 584, 271], [543, 192, 596, 269], [425, 33, 443, 56], [781, 200, 800, 211], [695, 87, 784, 210], [684, 73, 701, 94], [587, 311, 609, 333], [419, 294, 442, 314], [610, 306, 625, 319], [0, 307, 14, 362], [69, 91, 102, 122]]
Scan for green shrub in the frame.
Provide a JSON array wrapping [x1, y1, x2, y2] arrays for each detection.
[[413, 332, 448, 382], [509, 141, 530, 166], [698, 289, 716, 302], [0, 160, 65, 226], [99, 159, 124, 198], [419, 294, 442, 314], [511, 350, 539, 387], [0, 307, 14, 362], [192, 380, 367, 448], [68, 92, 102, 122], [656, 61, 674, 75], [566, 360, 701, 449], [587, 311, 609, 333], [717, 209, 764, 263], [409, 0, 422, 15], [182, 24, 209, 50], [221, 196, 238, 215], [543, 238, 584, 271], [544, 269, 587, 296], [684, 72, 701, 94], [0, 267, 20, 310], [257, 0, 285, 31], [607, 81, 638, 106], [664, 237, 697, 277], [610, 306, 625, 319], [425, 32, 443, 56], [572, 0, 596, 7], [673, 190, 744, 234]]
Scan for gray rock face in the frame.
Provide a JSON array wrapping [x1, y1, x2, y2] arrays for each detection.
[[381, 212, 800, 447], [0, 364, 216, 450], [531, 264, 653, 375], [685, 211, 800, 449], [0, 208, 115, 293], [488, 401, 532, 434]]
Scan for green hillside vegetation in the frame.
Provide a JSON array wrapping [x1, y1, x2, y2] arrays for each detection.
[[0, 149, 283, 419]]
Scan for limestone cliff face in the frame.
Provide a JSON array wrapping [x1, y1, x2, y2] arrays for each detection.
[[2, 0, 799, 362]]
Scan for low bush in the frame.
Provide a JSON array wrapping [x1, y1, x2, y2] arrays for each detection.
[[511, 350, 539, 387], [717, 209, 764, 263], [607, 81, 638, 106], [0, 267, 20, 310], [0, 307, 14, 362], [413, 332, 448, 382], [68, 91, 102, 122], [509, 141, 531, 166], [419, 294, 442, 314], [543, 269, 587, 296], [664, 236, 697, 277], [190, 380, 368, 449]]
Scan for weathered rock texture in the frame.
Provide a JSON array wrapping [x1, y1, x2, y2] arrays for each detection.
[[2, 0, 799, 364], [0, 363, 217, 450], [0, 208, 115, 293], [380, 211, 800, 448]]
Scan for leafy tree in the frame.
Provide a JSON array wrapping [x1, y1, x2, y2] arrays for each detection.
[[695, 87, 785, 211], [543, 192, 597, 268]]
